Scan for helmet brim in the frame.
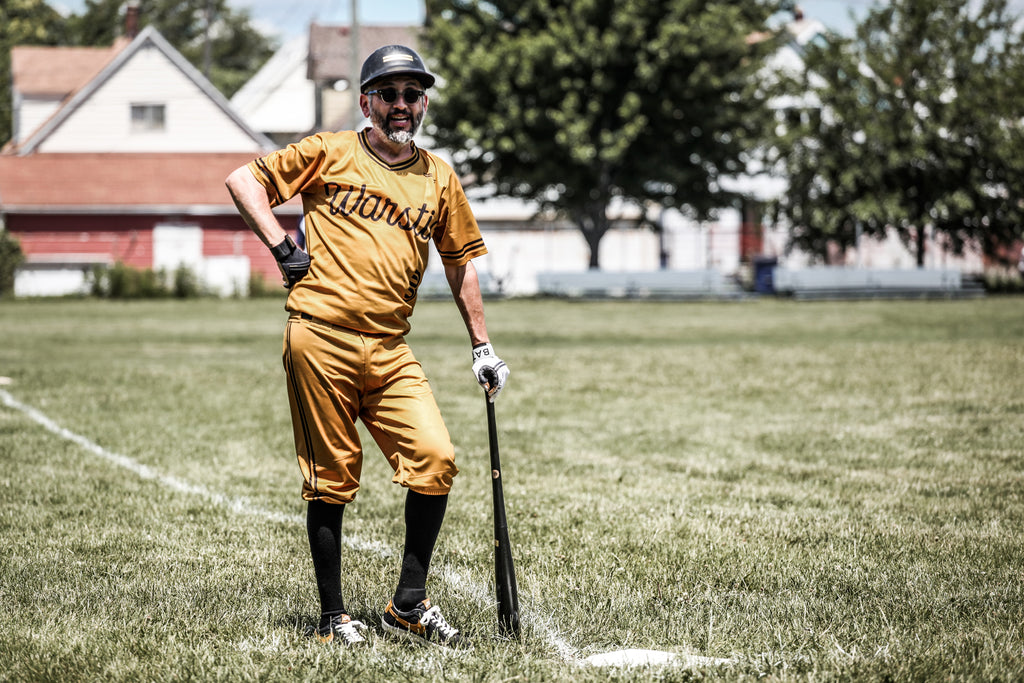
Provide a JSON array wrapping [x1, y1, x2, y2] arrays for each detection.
[[361, 71, 435, 92]]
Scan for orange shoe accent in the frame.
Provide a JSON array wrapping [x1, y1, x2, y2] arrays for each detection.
[[386, 599, 430, 636], [314, 613, 359, 644]]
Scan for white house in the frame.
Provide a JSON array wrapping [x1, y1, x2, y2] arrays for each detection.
[[229, 34, 317, 147]]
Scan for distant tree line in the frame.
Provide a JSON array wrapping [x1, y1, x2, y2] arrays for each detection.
[[423, 0, 1024, 269], [768, 0, 1024, 267]]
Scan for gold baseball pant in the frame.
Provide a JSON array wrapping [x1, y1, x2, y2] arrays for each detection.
[[283, 313, 458, 504]]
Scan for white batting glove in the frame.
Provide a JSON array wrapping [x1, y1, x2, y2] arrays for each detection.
[[472, 343, 509, 402]]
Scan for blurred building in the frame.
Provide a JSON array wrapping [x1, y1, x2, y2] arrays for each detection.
[[0, 17, 287, 297]]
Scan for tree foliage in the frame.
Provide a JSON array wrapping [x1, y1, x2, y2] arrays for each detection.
[[0, 230, 26, 297], [770, 0, 1024, 266], [65, 0, 275, 99], [0, 0, 67, 149], [423, 0, 785, 269]]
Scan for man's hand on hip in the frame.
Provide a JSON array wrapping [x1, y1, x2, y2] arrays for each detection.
[[269, 235, 310, 288]]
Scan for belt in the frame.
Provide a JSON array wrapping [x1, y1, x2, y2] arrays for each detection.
[[292, 312, 391, 338]]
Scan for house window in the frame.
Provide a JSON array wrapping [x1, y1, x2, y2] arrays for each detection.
[[131, 103, 166, 131]]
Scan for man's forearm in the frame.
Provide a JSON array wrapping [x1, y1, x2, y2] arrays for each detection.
[[225, 166, 287, 248], [444, 261, 489, 347]]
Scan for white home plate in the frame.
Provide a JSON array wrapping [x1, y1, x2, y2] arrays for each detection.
[[0, 377, 11, 385], [585, 649, 734, 668]]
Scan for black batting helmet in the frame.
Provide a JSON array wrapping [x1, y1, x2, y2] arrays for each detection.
[[359, 44, 435, 92]]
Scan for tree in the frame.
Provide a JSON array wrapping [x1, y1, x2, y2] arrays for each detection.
[[0, 230, 26, 297], [65, 0, 275, 99], [422, 0, 786, 269], [769, 0, 1024, 267], [64, 0, 121, 46], [0, 0, 68, 149]]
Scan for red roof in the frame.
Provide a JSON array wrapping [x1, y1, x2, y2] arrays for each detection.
[[11, 42, 127, 97], [0, 153, 278, 212]]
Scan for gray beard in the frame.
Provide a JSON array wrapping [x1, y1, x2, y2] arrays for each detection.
[[387, 130, 415, 144], [372, 109, 421, 144]]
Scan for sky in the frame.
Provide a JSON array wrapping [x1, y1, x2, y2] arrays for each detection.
[[51, 0, 877, 41], [51, 1, 1024, 42]]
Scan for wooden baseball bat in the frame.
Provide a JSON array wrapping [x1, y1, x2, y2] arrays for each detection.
[[485, 396, 521, 638]]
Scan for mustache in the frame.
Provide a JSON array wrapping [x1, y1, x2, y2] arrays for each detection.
[[382, 111, 421, 132], [387, 111, 416, 124], [370, 109, 422, 144]]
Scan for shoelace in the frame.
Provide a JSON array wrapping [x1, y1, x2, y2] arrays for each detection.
[[335, 619, 367, 645], [420, 606, 458, 639]]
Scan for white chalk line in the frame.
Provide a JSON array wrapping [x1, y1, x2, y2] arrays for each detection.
[[1, 387, 729, 669]]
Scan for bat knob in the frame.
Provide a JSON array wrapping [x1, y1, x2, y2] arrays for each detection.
[[479, 367, 498, 386]]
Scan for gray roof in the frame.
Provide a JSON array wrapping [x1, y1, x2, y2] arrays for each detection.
[[307, 23, 423, 81]]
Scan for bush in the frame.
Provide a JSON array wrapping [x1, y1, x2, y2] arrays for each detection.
[[248, 271, 286, 298], [0, 230, 25, 298], [108, 262, 166, 298], [983, 267, 1024, 294], [172, 264, 204, 298], [88, 262, 209, 299]]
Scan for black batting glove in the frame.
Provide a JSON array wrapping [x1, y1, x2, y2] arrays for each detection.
[[269, 235, 310, 288]]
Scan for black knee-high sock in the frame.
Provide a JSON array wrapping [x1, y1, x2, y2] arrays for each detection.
[[393, 491, 448, 611], [306, 499, 346, 623]]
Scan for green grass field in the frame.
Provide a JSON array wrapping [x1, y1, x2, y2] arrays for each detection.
[[1, 296, 1022, 682]]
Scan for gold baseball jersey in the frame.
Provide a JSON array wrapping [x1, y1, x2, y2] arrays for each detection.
[[249, 129, 487, 336]]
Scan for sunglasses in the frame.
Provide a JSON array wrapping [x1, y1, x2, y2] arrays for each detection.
[[366, 87, 426, 105]]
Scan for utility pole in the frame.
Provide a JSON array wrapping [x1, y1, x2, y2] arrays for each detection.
[[350, 0, 361, 129], [203, 0, 214, 78]]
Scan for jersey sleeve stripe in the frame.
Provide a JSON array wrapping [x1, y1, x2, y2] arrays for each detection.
[[437, 238, 486, 261], [253, 157, 286, 205]]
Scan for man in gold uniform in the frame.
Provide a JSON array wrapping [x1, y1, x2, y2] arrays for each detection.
[[225, 44, 509, 649]]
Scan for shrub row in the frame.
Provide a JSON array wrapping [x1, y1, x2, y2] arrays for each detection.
[[86, 262, 281, 299]]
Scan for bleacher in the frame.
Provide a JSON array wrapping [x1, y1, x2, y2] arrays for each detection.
[[535, 269, 744, 300], [415, 269, 500, 299], [416, 266, 985, 301], [771, 267, 983, 300]]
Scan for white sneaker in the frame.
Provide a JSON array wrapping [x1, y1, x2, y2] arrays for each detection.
[[382, 599, 470, 649], [313, 613, 368, 647]]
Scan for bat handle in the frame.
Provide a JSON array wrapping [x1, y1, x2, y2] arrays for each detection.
[[485, 399, 499, 468], [479, 367, 499, 398]]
